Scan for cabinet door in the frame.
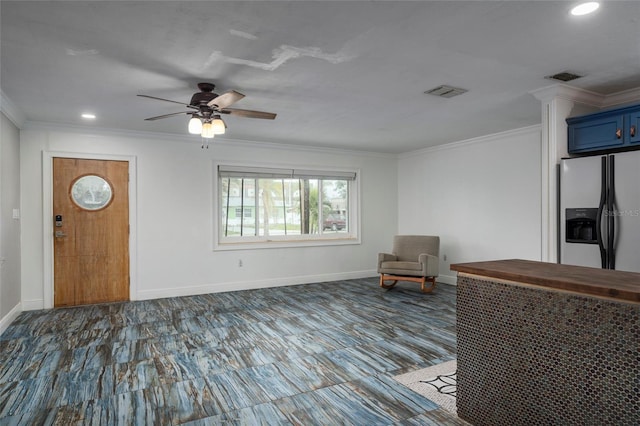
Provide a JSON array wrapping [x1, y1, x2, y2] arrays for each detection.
[[626, 110, 640, 145], [568, 114, 624, 154]]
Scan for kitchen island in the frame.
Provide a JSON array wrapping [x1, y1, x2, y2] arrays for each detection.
[[451, 259, 639, 426]]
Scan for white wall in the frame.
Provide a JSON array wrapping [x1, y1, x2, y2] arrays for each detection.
[[20, 125, 397, 309], [1, 112, 22, 332], [16, 120, 544, 310], [397, 126, 542, 284]]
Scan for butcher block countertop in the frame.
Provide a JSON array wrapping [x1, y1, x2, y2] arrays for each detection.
[[450, 259, 640, 303]]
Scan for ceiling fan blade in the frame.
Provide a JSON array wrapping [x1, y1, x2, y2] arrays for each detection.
[[207, 90, 245, 109], [138, 94, 198, 109], [221, 108, 277, 120], [144, 111, 194, 121]]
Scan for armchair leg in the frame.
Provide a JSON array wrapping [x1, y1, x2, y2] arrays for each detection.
[[380, 274, 437, 293], [421, 277, 437, 293], [379, 274, 398, 289]]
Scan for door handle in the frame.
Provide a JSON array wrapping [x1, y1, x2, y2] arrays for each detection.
[[596, 156, 607, 268], [615, 129, 622, 139], [54, 231, 67, 238], [631, 125, 636, 138]]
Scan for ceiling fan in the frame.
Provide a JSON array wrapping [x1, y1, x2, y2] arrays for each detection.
[[138, 82, 276, 143]]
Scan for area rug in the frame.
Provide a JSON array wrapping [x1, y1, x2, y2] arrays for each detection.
[[393, 359, 457, 415]]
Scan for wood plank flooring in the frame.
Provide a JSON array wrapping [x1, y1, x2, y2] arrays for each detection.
[[0, 278, 465, 425]]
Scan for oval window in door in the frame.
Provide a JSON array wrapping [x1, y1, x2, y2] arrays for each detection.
[[70, 175, 113, 211]]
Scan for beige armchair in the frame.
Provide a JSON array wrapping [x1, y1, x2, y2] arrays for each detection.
[[378, 235, 440, 293]]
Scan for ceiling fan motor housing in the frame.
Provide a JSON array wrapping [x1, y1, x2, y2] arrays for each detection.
[[190, 83, 220, 115], [190, 91, 218, 107]]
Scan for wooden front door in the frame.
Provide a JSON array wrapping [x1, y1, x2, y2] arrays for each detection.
[[53, 158, 130, 306]]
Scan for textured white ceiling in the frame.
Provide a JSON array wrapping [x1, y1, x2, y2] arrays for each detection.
[[2, 1, 640, 153]]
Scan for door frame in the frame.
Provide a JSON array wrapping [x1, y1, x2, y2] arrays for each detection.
[[42, 151, 137, 309]]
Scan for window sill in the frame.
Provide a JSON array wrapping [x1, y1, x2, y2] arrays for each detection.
[[214, 236, 361, 251]]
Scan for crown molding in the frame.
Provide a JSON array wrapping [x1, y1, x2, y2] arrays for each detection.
[[0, 90, 27, 128], [601, 86, 640, 108], [530, 83, 640, 109], [530, 83, 605, 107], [398, 124, 541, 159], [23, 120, 195, 143], [22, 120, 394, 158]]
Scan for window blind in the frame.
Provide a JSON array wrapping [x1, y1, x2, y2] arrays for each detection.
[[218, 165, 356, 181]]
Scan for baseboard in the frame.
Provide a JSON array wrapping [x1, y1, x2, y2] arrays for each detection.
[[22, 299, 45, 311], [437, 274, 458, 286], [17, 272, 457, 308], [0, 302, 22, 335], [136, 270, 378, 301]]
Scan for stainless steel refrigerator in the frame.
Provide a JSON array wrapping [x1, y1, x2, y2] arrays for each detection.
[[559, 151, 640, 272]]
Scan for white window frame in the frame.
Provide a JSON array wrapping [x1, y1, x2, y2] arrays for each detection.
[[213, 162, 361, 251]]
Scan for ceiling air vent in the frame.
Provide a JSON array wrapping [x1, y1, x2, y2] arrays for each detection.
[[545, 71, 583, 82], [424, 85, 468, 98]]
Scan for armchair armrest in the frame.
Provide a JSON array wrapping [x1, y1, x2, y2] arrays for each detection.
[[418, 253, 439, 277], [378, 252, 397, 271]]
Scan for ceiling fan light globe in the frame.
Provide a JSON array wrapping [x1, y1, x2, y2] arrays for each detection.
[[212, 116, 226, 135], [188, 116, 203, 134], [201, 122, 215, 139]]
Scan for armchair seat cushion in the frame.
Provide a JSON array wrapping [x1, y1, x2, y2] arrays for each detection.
[[380, 261, 422, 271]]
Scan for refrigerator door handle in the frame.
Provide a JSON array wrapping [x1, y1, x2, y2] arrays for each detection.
[[596, 156, 607, 269], [608, 155, 616, 269]]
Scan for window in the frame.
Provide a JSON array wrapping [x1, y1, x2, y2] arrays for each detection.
[[71, 175, 113, 211], [216, 164, 359, 248]]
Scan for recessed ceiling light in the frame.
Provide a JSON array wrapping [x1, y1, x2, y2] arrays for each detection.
[[570, 2, 600, 16], [81, 113, 96, 119]]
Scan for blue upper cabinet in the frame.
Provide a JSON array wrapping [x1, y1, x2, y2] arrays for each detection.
[[567, 113, 624, 153], [627, 108, 640, 145], [567, 104, 640, 154]]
